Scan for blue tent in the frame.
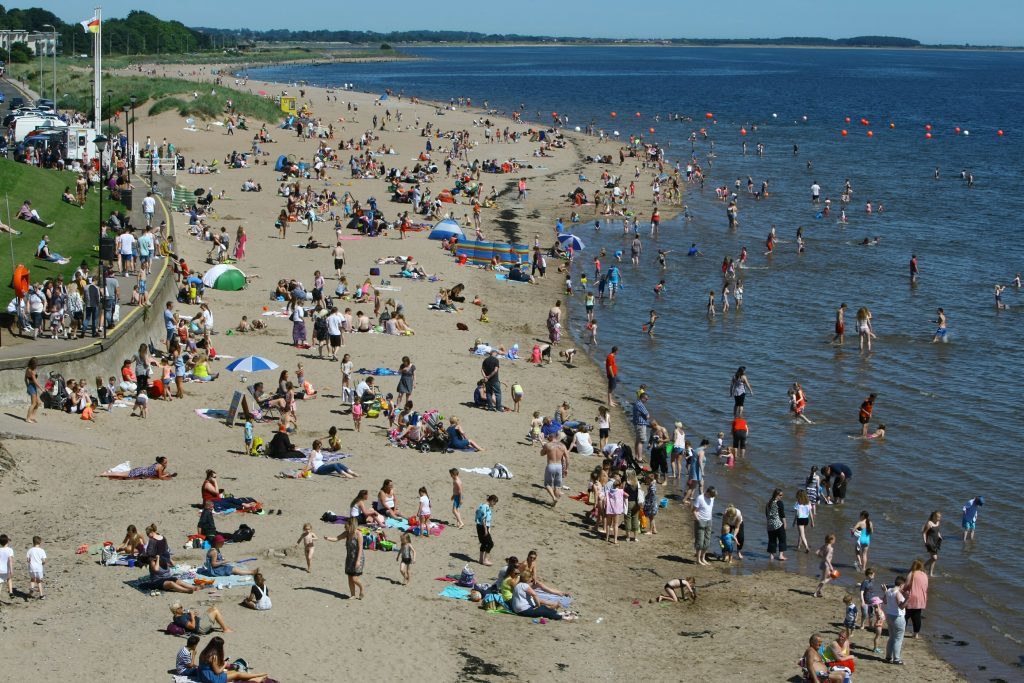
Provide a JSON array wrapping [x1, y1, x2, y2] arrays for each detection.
[[428, 218, 464, 241], [274, 154, 289, 172]]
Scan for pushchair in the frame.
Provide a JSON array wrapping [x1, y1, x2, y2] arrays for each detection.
[[416, 411, 450, 453], [41, 372, 69, 411]]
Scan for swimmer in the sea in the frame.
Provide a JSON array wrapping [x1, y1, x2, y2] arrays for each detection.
[[646, 310, 658, 337], [994, 285, 1008, 310], [931, 308, 948, 343], [849, 424, 886, 440]]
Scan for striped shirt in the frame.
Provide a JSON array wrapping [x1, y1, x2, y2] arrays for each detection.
[[175, 647, 194, 675]]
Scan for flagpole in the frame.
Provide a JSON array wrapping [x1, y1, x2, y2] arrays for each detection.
[[93, 7, 102, 132]]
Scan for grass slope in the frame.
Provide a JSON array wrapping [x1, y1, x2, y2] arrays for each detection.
[[0, 159, 125, 288]]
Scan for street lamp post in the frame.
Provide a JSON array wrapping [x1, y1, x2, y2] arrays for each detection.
[[42, 24, 55, 106], [123, 103, 131, 176], [37, 34, 43, 98], [94, 134, 108, 337], [129, 96, 137, 173]]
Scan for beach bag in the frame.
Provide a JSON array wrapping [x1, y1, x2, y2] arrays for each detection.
[[254, 584, 272, 611], [249, 436, 265, 456], [637, 486, 646, 507], [321, 511, 338, 523], [101, 543, 119, 566], [457, 565, 476, 588], [232, 524, 255, 543], [166, 622, 186, 636]]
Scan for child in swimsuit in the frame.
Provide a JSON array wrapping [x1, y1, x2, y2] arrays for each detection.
[[296, 523, 316, 573]]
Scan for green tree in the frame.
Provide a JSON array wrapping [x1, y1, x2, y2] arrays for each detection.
[[8, 41, 32, 63]]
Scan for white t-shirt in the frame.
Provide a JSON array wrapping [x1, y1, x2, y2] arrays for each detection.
[[142, 196, 156, 214], [573, 432, 594, 456], [418, 495, 431, 516], [674, 429, 686, 449], [326, 313, 342, 336], [885, 586, 906, 618], [0, 546, 13, 576], [26, 546, 46, 574], [118, 233, 136, 255], [793, 503, 812, 519], [693, 495, 714, 522]]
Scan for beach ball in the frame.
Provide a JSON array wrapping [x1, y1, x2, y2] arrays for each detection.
[[889, 122, 895, 129], [866, 130, 873, 137], [954, 127, 961, 134], [831, 570, 841, 579], [574, 126, 581, 132], [845, 116, 851, 123], [262, 305, 269, 311], [841, 130, 848, 136], [925, 132, 933, 139], [610, 111, 617, 118], [740, 128, 747, 135], [705, 112, 714, 119], [997, 129, 1004, 136], [925, 124, 932, 131], [649, 127, 655, 134]]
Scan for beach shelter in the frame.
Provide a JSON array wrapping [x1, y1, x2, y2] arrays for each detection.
[[202, 264, 247, 291], [429, 218, 465, 241], [379, 94, 389, 101], [456, 240, 530, 266], [274, 154, 289, 172]]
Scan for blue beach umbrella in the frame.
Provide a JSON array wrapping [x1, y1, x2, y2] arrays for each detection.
[[225, 356, 279, 373], [558, 233, 585, 252]]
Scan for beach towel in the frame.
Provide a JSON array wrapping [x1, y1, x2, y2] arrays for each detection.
[[195, 408, 230, 420], [355, 367, 397, 376], [535, 590, 573, 609], [439, 585, 473, 600], [102, 461, 132, 475], [285, 449, 351, 464], [188, 574, 254, 589], [261, 309, 289, 317], [460, 465, 514, 479]]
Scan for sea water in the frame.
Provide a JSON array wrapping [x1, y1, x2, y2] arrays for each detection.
[[251, 46, 1024, 679]]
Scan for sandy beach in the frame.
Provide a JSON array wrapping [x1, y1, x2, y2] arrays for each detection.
[[0, 64, 963, 682]]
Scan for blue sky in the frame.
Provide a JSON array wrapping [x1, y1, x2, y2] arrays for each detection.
[[27, 1, 1024, 46]]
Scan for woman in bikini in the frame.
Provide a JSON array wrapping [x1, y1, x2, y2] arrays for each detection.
[[654, 576, 697, 603]]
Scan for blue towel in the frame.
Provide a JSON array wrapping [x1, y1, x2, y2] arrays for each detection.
[[439, 585, 472, 600]]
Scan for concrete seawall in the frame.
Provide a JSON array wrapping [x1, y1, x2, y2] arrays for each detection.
[[0, 189, 176, 405]]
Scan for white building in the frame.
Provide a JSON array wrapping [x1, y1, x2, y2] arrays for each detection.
[[0, 30, 58, 57]]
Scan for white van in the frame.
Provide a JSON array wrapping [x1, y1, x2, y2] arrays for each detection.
[[12, 115, 67, 142]]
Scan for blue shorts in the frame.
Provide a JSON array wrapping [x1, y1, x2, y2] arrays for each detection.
[[935, 328, 947, 337], [962, 519, 976, 530], [452, 495, 462, 509]]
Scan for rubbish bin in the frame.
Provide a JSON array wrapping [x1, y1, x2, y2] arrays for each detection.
[[121, 188, 133, 211], [99, 236, 116, 262]]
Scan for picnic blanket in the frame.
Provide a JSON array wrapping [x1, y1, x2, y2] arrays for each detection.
[[327, 516, 445, 536], [125, 565, 197, 592]]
